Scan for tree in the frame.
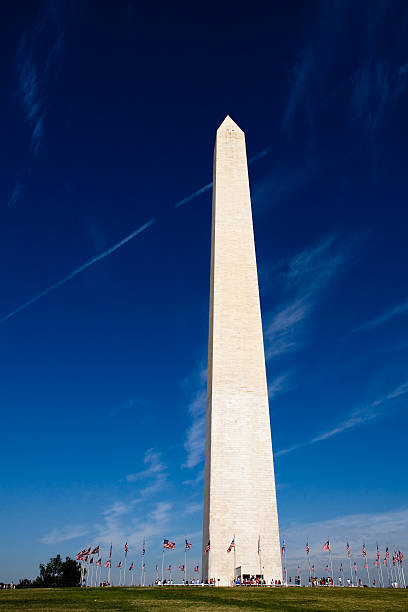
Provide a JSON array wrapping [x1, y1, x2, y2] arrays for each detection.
[[16, 578, 32, 588], [34, 554, 81, 587]]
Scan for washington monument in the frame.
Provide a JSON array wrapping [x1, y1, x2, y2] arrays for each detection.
[[202, 116, 282, 586]]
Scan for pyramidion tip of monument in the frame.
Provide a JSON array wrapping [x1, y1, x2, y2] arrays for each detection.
[[217, 115, 244, 134]]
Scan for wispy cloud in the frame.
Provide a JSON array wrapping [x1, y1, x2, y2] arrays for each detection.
[[276, 379, 408, 457], [282, 51, 314, 134], [351, 60, 407, 140], [7, 183, 22, 208], [350, 5, 408, 142], [183, 389, 206, 469], [41, 524, 89, 544], [125, 447, 169, 503], [252, 161, 316, 215], [352, 299, 408, 332], [1, 219, 155, 323], [265, 235, 350, 359], [126, 448, 166, 483], [95, 500, 173, 549], [268, 373, 292, 399], [16, 2, 64, 155]]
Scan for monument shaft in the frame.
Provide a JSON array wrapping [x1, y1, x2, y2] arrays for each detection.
[[202, 117, 282, 586]]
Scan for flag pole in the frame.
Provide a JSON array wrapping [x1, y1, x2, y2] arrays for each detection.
[[108, 544, 112, 586], [328, 539, 333, 583], [141, 540, 143, 587], [284, 543, 287, 586], [347, 540, 353, 587], [364, 546, 370, 586], [306, 540, 311, 584], [377, 545, 384, 588], [396, 549, 403, 587], [184, 537, 187, 585], [258, 535, 262, 578], [385, 558, 391, 587], [124, 543, 127, 586], [161, 546, 165, 583], [233, 534, 236, 584]]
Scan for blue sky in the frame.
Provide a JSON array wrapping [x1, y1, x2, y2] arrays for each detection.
[[1, 0, 407, 584]]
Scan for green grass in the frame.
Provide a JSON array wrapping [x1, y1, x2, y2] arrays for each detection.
[[1, 586, 407, 611]]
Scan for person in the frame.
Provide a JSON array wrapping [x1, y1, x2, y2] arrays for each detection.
[[373, 579, 376, 587]]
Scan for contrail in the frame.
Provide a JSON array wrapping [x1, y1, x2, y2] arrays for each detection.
[[1, 219, 155, 322], [174, 145, 273, 208], [174, 183, 212, 208], [2, 145, 274, 322]]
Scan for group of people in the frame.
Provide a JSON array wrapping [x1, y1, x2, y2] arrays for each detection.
[[235, 577, 268, 586]]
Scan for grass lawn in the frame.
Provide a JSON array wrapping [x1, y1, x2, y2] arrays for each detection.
[[1, 586, 407, 611]]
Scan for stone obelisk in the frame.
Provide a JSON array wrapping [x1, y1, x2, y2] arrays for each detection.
[[202, 116, 282, 586]]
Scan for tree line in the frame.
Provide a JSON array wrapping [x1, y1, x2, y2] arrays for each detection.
[[16, 555, 81, 588]]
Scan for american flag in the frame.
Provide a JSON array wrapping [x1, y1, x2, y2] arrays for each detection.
[[364, 561, 367, 569], [194, 565, 199, 572], [354, 563, 358, 571], [179, 565, 184, 571], [109, 544, 112, 559], [96, 559, 101, 566], [383, 558, 387, 565], [205, 540, 210, 553], [376, 546, 380, 561], [340, 564, 343, 572], [399, 551, 404, 563], [185, 539, 191, 550], [227, 538, 235, 553], [346, 542, 350, 558], [143, 563, 145, 570], [91, 546, 99, 555], [281, 540, 286, 555], [362, 545, 366, 557], [163, 539, 175, 550], [297, 566, 300, 575], [129, 562, 134, 571], [142, 541, 146, 556], [124, 542, 128, 554], [322, 540, 330, 551], [104, 560, 111, 568], [306, 542, 310, 556], [83, 556, 88, 562], [116, 562, 122, 568], [167, 564, 171, 571], [311, 565, 315, 573], [89, 557, 94, 564], [386, 547, 390, 559], [325, 565, 328, 572], [76, 547, 91, 561], [374, 560, 379, 567]]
